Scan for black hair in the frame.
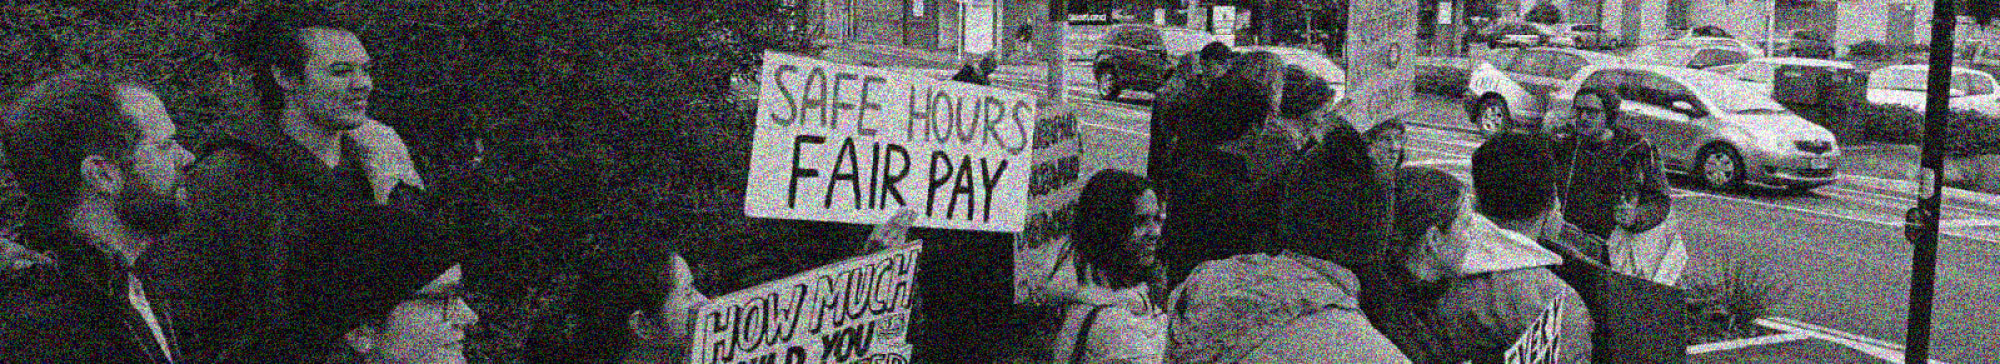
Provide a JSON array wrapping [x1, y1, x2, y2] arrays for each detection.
[[1199, 41, 1233, 62], [1279, 66, 1333, 120], [224, 5, 359, 112], [1168, 70, 1269, 146], [1073, 169, 1158, 290], [1573, 87, 1622, 127], [1264, 122, 1388, 265], [1393, 167, 1463, 247], [1, 70, 152, 243], [1471, 132, 1560, 222]]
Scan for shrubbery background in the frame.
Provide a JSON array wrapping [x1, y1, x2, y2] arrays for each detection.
[[1, 1, 895, 361]]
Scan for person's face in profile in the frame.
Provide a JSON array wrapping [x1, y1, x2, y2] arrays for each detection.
[[1127, 189, 1165, 268], [281, 27, 375, 132], [350, 265, 477, 364], [111, 86, 195, 237]]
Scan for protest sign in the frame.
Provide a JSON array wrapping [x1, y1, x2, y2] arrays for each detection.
[[747, 51, 1039, 232], [690, 243, 924, 364]]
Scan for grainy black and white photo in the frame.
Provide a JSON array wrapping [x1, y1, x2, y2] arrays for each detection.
[[3, 0, 1998, 363]]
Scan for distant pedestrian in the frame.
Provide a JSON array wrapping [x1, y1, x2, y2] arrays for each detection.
[[951, 56, 997, 85], [1556, 89, 1671, 247], [1052, 169, 1169, 364]]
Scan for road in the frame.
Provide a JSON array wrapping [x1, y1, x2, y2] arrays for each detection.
[[909, 62, 2000, 363]]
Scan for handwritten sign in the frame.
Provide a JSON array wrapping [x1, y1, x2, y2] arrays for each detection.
[[690, 243, 924, 364], [1342, 0, 1419, 134], [747, 51, 1039, 232]]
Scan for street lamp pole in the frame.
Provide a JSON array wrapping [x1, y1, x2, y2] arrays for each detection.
[[1908, 0, 1955, 362]]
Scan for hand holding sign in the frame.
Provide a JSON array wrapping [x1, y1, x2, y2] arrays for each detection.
[[867, 209, 920, 251]]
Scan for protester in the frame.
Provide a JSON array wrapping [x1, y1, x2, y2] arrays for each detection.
[[1388, 165, 1596, 364], [1052, 169, 1169, 364], [231, 205, 472, 363], [522, 248, 710, 364], [0, 70, 196, 362], [1167, 122, 1412, 364], [1148, 61, 1261, 289], [1556, 89, 1671, 246], [156, 6, 434, 361]]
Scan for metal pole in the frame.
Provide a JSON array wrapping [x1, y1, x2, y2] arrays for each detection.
[[1043, 0, 1068, 105], [1909, 0, 1955, 362]]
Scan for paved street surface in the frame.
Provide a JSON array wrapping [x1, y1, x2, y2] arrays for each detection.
[[887, 59, 2000, 363]]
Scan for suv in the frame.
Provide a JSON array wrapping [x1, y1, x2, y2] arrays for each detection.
[[1551, 23, 1614, 50], [1463, 47, 1622, 136], [1092, 25, 1217, 100], [1472, 21, 1554, 48]]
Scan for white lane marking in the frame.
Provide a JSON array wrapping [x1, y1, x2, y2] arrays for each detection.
[[1942, 218, 2000, 228], [1756, 316, 1955, 364], [1686, 332, 1811, 355]]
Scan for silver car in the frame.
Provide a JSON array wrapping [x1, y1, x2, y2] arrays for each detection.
[[1548, 64, 1840, 191]]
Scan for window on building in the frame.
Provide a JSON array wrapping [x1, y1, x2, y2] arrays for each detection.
[[1666, 0, 1692, 30]]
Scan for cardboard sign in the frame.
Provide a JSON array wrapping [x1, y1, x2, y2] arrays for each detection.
[[690, 243, 924, 364], [747, 51, 1039, 232], [1342, 0, 1419, 134]]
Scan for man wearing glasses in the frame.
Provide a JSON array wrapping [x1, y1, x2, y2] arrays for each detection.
[[1555, 88, 1671, 250]]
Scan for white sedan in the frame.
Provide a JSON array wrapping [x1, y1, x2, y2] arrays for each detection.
[[1865, 65, 2000, 116]]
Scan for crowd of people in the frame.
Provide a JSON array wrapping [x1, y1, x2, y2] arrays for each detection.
[[0, 6, 734, 363], [1040, 41, 1678, 364]]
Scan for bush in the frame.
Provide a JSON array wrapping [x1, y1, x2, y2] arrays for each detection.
[[1684, 259, 1791, 341]]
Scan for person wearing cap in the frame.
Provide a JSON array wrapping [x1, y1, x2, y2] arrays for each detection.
[[229, 205, 473, 363], [1377, 165, 1596, 364], [1555, 88, 1671, 253], [1, 70, 196, 363]]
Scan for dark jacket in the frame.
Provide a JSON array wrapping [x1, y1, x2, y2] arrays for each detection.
[[151, 116, 417, 363], [1, 226, 182, 363], [1154, 146, 1252, 287], [1556, 125, 1671, 240]]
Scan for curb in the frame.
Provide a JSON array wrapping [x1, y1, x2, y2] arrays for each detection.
[[1841, 173, 2000, 214]]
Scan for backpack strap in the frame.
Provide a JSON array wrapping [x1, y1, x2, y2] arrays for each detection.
[[1068, 305, 1110, 364]]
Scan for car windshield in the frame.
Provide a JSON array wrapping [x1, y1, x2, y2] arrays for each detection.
[[1871, 68, 1998, 95]]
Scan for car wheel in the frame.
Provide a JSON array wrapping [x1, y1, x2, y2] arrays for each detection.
[[1696, 144, 1747, 190], [1473, 97, 1512, 136], [1096, 68, 1123, 101]]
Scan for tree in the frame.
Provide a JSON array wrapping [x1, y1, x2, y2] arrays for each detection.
[[1525, 1, 1563, 24]]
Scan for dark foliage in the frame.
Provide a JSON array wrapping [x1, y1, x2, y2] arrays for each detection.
[[1, 1, 886, 362]]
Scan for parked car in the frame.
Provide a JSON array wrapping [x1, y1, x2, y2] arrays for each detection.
[[1703, 57, 1858, 92], [1092, 24, 1219, 100], [1473, 21, 1554, 48], [1545, 64, 1841, 190], [1628, 41, 1756, 70], [1864, 64, 2000, 116], [1463, 47, 1623, 135], [1551, 23, 1616, 50]]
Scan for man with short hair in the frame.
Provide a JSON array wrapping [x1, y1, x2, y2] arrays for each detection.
[[0, 70, 196, 363], [1436, 132, 1599, 364], [159, 6, 430, 362]]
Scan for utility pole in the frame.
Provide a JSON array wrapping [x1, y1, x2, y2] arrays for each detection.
[[1908, 0, 1955, 362], [1042, 0, 1068, 105]]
